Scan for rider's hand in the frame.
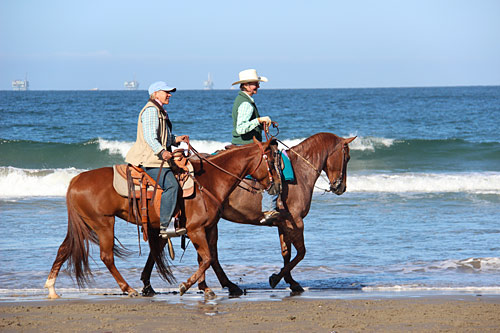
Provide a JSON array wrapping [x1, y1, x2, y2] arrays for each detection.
[[259, 116, 272, 125], [176, 135, 189, 144], [160, 150, 173, 160]]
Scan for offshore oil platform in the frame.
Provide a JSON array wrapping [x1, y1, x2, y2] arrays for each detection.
[[12, 74, 29, 91], [124, 76, 139, 90], [203, 73, 214, 90]]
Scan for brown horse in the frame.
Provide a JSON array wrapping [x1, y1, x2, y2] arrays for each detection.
[[44, 139, 279, 299], [139, 132, 355, 296]]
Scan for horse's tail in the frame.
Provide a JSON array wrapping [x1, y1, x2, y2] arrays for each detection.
[[147, 224, 176, 284], [56, 176, 94, 288]]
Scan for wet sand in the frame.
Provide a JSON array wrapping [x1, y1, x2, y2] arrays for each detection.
[[1, 294, 500, 332]]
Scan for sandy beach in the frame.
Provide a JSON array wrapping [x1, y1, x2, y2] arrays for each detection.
[[1, 294, 500, 332]]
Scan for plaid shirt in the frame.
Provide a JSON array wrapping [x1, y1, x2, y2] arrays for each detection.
[[141, 106, 175, 154]]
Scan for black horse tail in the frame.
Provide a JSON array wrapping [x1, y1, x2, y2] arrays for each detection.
[[146, 223, 176, 284]]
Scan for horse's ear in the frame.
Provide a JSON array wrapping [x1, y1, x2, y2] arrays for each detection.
[[344, 136, 356, 144], [253, 136, 259, 144]]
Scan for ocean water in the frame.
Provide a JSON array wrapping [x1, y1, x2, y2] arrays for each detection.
[[1, 87, 499, 300]]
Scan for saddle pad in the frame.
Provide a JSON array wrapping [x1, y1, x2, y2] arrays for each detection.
[[112, 164, 195, 198], [113, 165, 139, 197]]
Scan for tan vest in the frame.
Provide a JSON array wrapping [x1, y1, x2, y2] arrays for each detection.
[[125, 101, 172, 167]]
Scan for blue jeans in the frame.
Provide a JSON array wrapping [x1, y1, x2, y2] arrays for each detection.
[[262, 191, 278, 212], [144, 167, 178, 227]]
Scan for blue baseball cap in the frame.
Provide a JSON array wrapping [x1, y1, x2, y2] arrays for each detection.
[[148, 81, 177, 95]]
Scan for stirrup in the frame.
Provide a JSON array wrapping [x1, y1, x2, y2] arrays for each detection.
[[259, 210, 280, 225], [159, 218, 187, 239]]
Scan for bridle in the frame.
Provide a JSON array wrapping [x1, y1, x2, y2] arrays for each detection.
[[327, 143, 349, 193], [275, 137, 349, 193]]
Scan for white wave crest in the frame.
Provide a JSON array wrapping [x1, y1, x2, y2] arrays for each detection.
[[318, 172, 500, 194], [348, 135, 395, 151], [399, 257, 500, 274], [0, 167, 84, 198], [96, 135, 392, 159], [276, 136, 394, 152], [97, 138, 232, 157], [97, 138, 133, 157]]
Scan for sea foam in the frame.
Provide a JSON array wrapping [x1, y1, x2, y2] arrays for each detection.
[[1, 167, 499, 198], [316, 172, 500, 194], [0, 167, 83, 198]]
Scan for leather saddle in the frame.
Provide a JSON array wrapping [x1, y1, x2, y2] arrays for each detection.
[[112, 149, 195, 241]]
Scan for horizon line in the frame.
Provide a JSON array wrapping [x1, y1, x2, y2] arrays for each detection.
[[2, 84, 500, 92]]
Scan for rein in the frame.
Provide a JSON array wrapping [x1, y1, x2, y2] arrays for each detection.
[[187, 141, 273, 194]]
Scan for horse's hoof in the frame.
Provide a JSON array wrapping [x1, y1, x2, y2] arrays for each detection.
[[228, 286, 244, 297], [179, 282, 188, 296], [290, 284, 305, 293], [141, 284, 156, 297], [47, 293, 60, 300], [269, 273, 282, 288], [128, 290, 140, 298], [204, 289, 216, 299]]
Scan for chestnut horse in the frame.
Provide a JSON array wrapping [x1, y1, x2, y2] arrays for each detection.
[[140, 132, 355, 296], [44, 139, 278, 299]]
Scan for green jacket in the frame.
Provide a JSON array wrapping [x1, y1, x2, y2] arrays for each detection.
[[231, 91, 263, 144]]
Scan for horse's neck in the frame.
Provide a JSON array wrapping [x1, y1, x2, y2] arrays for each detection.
[[199, 146, 258, 198], [289, 143, 329, 186]]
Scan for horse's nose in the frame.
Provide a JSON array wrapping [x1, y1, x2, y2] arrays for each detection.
[[332, 182, 346, 195]]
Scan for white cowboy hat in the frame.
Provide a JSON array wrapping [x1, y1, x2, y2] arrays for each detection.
[[232, 69, 268, 85]]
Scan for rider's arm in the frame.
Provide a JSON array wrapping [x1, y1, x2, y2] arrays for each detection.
[[235, 102, 261, 134], [141, 107, 163, 154]]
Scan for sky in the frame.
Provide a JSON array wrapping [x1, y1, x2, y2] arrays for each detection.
[[1, 0, 499, 90]]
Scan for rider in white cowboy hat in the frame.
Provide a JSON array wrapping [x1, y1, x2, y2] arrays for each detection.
[[231, 69, 280, 224]]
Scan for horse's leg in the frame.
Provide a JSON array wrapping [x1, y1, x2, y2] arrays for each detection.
[[206, 225, 244, 296], [179, 228, 213, 296], [282, 229, 306, 293], [97, 223, 139, 297], [195, 225, 243, 297], [44, 235, 72, 299], [139, 236, 168, 296], [195, 253, 215, 298], [269, 220, 306, 293], [140, 252, 157, 296]]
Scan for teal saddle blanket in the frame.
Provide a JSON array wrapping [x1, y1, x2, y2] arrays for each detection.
[[280, 150, 295, 181]]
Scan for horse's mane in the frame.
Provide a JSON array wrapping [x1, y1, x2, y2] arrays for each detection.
[[290, 132, 341, 158], [189, 143, 257, 170]]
